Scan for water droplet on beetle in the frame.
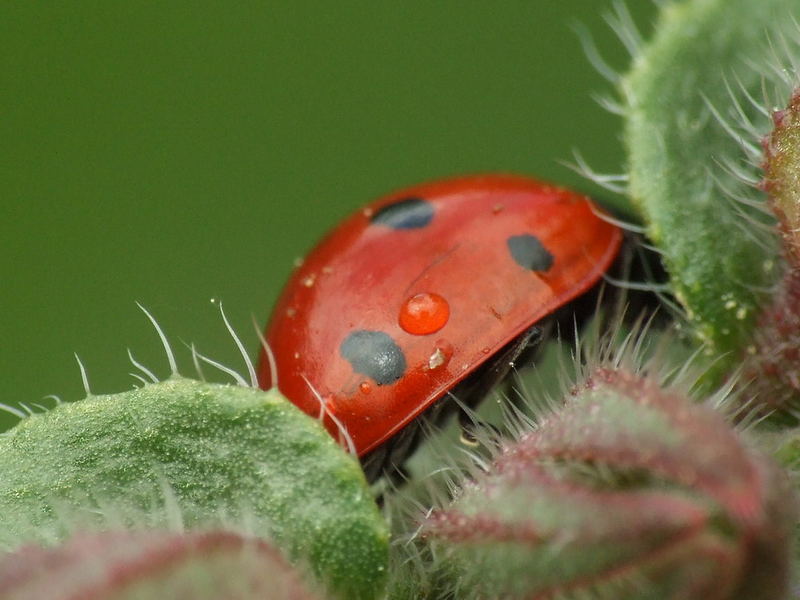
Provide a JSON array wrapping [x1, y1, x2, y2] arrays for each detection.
[[359, 381, 372, 394], [428, 339, 453, 370], [398, 292, 450, 335], [428, 348, 445, 370]]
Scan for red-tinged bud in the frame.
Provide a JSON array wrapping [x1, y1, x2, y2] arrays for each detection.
[[742, 269, 800, 418], [763, 88, 800, 267], [422, 370, 795, 600], [0, 529, 321, 600]]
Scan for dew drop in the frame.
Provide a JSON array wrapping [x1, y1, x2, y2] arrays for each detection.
[[398, 292, 450, 335], [359, 381, 372, 394], [428, 348, 445, 370], [428, 339, 453, 370]]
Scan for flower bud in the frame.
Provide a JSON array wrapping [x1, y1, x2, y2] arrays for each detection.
[[423, 370, 795, 599], [0, 529, 320, 600]]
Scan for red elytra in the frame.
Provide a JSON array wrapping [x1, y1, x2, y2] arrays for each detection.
[[258, 174, 622, 458]]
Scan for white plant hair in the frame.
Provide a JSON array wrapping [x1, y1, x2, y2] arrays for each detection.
[[1, 302, 275, 426]]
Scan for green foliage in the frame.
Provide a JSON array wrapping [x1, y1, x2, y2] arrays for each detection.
[[621, 0, 797, 375], [0, 378, 388, 600]]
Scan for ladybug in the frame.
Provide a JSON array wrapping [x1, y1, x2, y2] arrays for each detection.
[[258, 174, 622, 480]]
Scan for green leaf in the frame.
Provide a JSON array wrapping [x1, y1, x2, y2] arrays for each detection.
[[621, 0, 797, 374], [0, 378, 388, 600]]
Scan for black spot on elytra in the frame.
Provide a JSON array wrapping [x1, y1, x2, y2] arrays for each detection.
[[371, 197, 434, 229], [340, 330, 407, 385], [507, 234, 554, 272]]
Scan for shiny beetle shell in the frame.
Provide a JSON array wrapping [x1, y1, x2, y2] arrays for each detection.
[[258, 174, 623, 456]]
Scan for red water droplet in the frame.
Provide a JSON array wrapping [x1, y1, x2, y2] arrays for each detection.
[[359, 381, 372, 394], [398, 292, 450, 335]]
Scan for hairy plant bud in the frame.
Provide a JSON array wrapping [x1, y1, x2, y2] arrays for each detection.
[[423, 370, 795, 599], [0, 529, 321, 600], [764, 88, 800, 267]]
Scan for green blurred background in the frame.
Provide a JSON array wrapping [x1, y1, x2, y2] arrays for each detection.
[[0, 2, 656, 426]]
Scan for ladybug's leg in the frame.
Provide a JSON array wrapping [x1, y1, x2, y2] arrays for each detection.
[[456, 323, 547, 444]]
